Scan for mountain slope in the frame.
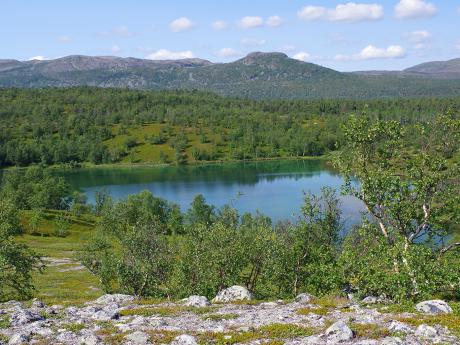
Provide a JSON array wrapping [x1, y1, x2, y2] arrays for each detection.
[[1, 53, 460, 99], [404, 58, 460, 79]]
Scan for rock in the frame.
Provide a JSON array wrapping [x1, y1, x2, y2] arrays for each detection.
[[10, 310, 44, 326], [93, 294, 135, 305], [380, 337, 404, 345], [325, 320, 354, 343], [182, 295, 211, 308], [31, 299, 46, 309], [361, 296, 378, 305], [388, 320, 412, 333], [125, 331, 150, 345], [295, 293, 314, 303], [171, 335, 198, 345], [415, 324, 438, 338], [212, 285, 253, 303], [56, 330, 77, 343], [79, 333, 101, 345], [8, 333, 29, 345], [415, 300, 452, 314]]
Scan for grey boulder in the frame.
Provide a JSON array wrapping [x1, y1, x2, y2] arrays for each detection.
[[415, 300, 452, 314], [212, 286, 252, 303], [325, 320, 354, 343], [182, 295, 211, 308], [171, 334, 198, 345]]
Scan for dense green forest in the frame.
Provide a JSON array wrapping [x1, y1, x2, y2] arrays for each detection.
[[1, 87, 460, 167]]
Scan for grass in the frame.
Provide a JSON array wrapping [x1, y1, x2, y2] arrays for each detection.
[[350, 323, 392, 339], [13, 211, 102, 306], [62, 322, 86, 333], [0, 315, 10, 329], [297, 306, 329, 316], [197, 323, 316, 344]]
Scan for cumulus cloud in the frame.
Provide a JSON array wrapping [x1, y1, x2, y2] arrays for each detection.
[[266, 15, 284, 27], [405, 30, 432, 43], [298, 3, 384, 23], [241, 38, 266, 46], [238, 16, 264, 29], [212, 20, 229, 30], [293, 52, 311, 62], [335, 45, 406, 61], [395, 0, 437, 19], [111, 45, 122, 53], [215, 48, 239, 57], [146, 49, 195, 60], [170, 17, 195, 32], [57, 35, 71, 43], [28, 56, 48, 61]]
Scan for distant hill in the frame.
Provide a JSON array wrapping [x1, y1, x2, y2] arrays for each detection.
[[1, 52, 460, 99]]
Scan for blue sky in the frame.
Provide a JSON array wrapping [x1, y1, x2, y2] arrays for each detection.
[[1, 0, 459, 71]]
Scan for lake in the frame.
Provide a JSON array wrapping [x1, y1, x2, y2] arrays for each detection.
[[57, 159, 364, 227]]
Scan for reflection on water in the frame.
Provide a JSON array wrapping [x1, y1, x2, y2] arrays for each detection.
[[56, 159, 364, 226]]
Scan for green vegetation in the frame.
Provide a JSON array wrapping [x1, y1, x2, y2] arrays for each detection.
[[0, 90, 459, 310], [1, 88, 460, 168]]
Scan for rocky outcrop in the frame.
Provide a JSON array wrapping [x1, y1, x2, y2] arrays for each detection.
[[0, 294, 459, 344], [212, 285, 253, 303]]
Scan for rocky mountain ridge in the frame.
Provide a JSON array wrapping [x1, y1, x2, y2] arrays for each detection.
[[1, 53, 460, 99]]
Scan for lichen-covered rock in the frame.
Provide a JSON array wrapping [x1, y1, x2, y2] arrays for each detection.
[[361, 296, 378, 305], [415, 300, 452, 314], [295, 293, 314, 304], [10, 310, 44, 326], [325, 320, 354, 343], [387, 320, 412, 333], [125, 331, 150, 344], [171, 334, 198, 345], [7, 333, 29, 345], [212, 286, 252, 303], [415, 324, 438, 338], [92, 294, 135, 305], [182, 295, 211, 308]]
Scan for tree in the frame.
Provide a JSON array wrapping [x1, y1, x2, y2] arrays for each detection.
[[187, 194, 215, 226], [335, 114, 460, 299]]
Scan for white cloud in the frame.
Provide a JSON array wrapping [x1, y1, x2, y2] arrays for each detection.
[[146, 49, 195, 60], [215, 48, 239, 57], [111, 45, 122, 53], [212, 20, 229, 30], [266, 15, 284, 27], [395, 0, 437, 19], [293, 52, 311, 62], [28, 56, 48, 61], [57, 35, 71, 43], [335, 45, 406, 61], [238, 16, 264, 29], [241, 38, 266, 46], [298, 3, 384, 23], [170, 17, 195, 32], [97, 26, 134, 38], [405, 30, 432, 43]]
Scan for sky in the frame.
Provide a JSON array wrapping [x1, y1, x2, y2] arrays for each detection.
[[1, 0, 459, 71]]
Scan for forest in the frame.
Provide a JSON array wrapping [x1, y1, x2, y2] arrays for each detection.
[[1, 87, 460, 167]]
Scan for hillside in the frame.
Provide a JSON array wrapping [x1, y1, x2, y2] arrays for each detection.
[[2, 53, 460, 99]]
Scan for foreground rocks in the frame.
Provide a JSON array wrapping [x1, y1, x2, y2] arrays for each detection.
[[0, 293, 458, 344]]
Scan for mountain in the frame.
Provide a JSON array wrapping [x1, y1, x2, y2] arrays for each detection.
[[403, 58, 460, 79], [1, 52, 460, 99]]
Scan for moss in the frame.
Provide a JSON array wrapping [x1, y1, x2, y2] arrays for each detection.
[[297, 306, 329, 316], [312, 295, 349, 309], [63, 322, 86, 333], [350, 322, 392, 339], [395, 314, 460, 337], [0, 315, 10, 329], [146, 330, 180, 343], [197, 323, 315, 344]]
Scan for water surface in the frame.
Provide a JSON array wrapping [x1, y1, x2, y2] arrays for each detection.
[[58, 160, 363, 226]]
